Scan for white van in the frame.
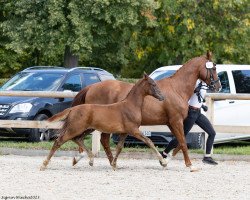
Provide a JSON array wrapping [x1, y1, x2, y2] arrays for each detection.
[[150, 64, 250, 146]]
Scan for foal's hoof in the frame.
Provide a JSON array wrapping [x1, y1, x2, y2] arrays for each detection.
[[189, 165, 200, 172], [159, 159, 167, 167], [89, 160, 94, 167], [40, 165, 46, 171], [111, 162, 117, 170], [72, 157, 77, 166]]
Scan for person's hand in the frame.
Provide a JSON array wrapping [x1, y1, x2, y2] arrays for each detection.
[[201, 104, 208, 112]]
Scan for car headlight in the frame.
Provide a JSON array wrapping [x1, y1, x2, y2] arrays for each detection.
[[9, 103, 33, 113]]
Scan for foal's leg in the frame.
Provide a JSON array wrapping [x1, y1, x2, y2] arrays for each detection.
[[40, 132, 72, 171], [111, 134, 127, 170], [71, 130, 94, 166], [101, 133, 114, 165], [130, 129, 167, 167], [72, 136, 94, 167]]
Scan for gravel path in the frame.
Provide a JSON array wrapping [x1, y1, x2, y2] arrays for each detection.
[[0, 155, 249, 200]]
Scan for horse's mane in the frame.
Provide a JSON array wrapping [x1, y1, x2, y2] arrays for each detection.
[[162, 55, 207, 80]]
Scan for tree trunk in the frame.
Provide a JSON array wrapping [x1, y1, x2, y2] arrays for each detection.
[[63, 45, 79, 68]]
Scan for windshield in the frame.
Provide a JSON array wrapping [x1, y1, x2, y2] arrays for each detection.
[[150, 70, 176, 80], [0, 72, 64, 91]]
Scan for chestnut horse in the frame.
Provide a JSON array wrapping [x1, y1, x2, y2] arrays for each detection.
[[40, 74, 165, 170], [71, 52, 221, 172]]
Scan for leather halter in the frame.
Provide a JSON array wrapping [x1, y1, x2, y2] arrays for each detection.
[[205, 63, 220, 91]]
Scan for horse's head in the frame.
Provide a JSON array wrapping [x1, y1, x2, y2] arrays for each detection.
[[143, 73, 165, 101], [198, 51, 222, 92]]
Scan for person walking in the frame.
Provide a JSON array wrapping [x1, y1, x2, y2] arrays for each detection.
[[161, 80, 218, 165]]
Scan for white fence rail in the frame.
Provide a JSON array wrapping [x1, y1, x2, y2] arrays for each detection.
[[0, 91, 250, 154]]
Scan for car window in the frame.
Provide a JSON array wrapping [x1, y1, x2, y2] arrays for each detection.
[[232, 70, 250, 93], [0, 72, 64, 91], [83, 73, 100, 86], [62, 74, 82, 92], [218, 71, 230, 93], [99, 74, 115, 81], [150, 70, 176, 80]]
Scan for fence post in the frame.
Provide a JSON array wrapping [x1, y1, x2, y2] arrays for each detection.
[[205, 96, 214, 154], [92, 130, 101, 156]]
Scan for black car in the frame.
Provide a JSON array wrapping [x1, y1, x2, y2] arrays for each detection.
[[0, 66, 115, 142]]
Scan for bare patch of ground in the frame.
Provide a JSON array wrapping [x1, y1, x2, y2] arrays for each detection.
[[0, 155, 249, 200]]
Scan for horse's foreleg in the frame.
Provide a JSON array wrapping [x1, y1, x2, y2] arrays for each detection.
[[111, 134, 127, 170], [101, 133, 114, 166], [169, 124, 198, 172], [131, 130, 167, 167]]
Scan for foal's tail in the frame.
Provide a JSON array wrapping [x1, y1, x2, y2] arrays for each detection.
[[48, 108, 71, 122], [71, 85, 91, 107]]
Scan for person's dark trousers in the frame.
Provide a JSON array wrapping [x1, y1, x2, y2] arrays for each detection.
[[163, 108, 199, 154], [163, 108, 216, 155], [195, 113, 216, 154]]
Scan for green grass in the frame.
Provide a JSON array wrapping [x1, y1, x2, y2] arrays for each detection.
[[0, 137, 249, 155]]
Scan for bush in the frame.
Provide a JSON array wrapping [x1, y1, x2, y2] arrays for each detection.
[[0, 78, 8, 87]]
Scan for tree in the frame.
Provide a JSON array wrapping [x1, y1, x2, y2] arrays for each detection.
[[1, 0, 157, 71], [122, 0, 250, 77]]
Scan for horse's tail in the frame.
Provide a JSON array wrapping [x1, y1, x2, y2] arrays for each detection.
[[71, 85, 91, 107], [48, 108, 71, 122]]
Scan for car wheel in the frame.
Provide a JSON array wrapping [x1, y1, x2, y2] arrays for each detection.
[[28, 114, 50, 142], [187, 132, 205, 149]]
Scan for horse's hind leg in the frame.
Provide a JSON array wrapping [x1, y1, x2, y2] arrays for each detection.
[[101, 133, 114, 165], [40, 134, 70, 171], [111, 134, 127, 170], [172, 145, 182, 156], [40, 129, 79, 170], [130, 130, 167, 167], [72, 135, 94, 167]]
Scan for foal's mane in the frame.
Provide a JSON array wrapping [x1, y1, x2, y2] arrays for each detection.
[[122, 77, 145, 100]]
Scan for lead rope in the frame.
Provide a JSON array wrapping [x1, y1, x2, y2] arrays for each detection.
[[194, 81, 207, 103]]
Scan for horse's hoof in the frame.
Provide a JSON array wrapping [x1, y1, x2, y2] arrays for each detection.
[[79, 147, 84, 153], [72, 157, 77, 166], [189, 166, 200, 172], [40, 165, 46, 171], [159, 159, 167, 167], [89, 160, 94, 166]]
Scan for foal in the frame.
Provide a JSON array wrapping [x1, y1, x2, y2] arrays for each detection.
[[40, 74, 166, 170]]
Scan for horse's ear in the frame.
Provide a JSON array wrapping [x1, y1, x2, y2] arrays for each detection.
[[143, 72, 149, 79], [206, 50, 212, 60]]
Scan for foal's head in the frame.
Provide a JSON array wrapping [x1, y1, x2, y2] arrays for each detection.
[[141, 73, 165, 101], [197, 51, 222, 92]]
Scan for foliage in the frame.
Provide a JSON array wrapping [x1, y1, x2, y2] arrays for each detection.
[[1, 0, 157, 75], [126, 0, 250, 76], [0, 0, 249, 78]]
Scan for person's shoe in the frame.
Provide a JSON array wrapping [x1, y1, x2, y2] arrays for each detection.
[[202, 157, 218, 165], [160, 151, 172, 165], [160, 151, 168, 159]]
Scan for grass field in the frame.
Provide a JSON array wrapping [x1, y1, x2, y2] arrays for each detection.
[[0, 136, 249, 155]]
